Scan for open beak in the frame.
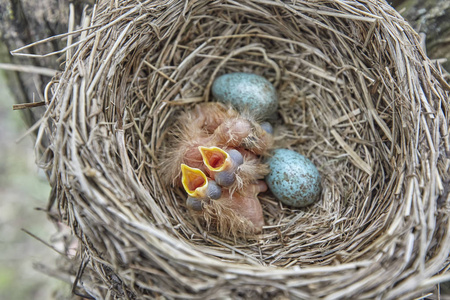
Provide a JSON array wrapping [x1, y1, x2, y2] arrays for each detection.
[[198, 146, 233, 172], [198, 146, 244, 187], [181, 164, 209, 198], [181, 164, 222, 199]]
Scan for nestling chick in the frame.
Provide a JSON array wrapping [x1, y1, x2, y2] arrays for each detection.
[[199, 145, 269, 194], [202, 180, 267, 236], [181, 164, 222, 200], [162, 103, 273, 186], [162, 102, 274, 238], [198, 146, 243, 187]]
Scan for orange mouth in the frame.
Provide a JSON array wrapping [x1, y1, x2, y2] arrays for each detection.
[[181, 164, 208, 198], [198, 146, 231, 172]]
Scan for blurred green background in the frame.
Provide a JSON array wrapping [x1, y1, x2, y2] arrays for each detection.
[[0, 70, 70, 299]]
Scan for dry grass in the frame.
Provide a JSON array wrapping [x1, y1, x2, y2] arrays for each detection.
[[13, 0, 450, 298]]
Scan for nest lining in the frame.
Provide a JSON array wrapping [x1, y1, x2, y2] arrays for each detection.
[[27, 0, 450, 298]]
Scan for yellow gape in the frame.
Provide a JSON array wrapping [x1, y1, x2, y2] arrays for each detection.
[[180, 164, 208, 198], [198, 146, 232, 172]]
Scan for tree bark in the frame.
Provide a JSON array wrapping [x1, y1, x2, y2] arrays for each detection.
[[0, 0, 89, 126], [392, 0, 450, 72]]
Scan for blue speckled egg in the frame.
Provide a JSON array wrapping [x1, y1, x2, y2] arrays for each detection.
[[211, 73, 278, 118], [265, 149, 321, 208]]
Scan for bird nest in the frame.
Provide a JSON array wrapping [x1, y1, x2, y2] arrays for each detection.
[[31, 0, 450, 298]]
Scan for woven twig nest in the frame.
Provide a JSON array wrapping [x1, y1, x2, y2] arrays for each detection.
[[34, 0, 450, 298]]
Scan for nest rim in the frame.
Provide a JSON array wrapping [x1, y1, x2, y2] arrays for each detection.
[[27, 0, 450, 299]]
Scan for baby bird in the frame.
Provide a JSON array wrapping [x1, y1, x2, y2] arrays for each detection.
[[162, 102, 273, 238], [195, 103, 273, 155], [198, 145, 269, 194], [181, 162, 267, 235], [202, 180, 267, 236], [198, 146, 243, 187], [181, 164, 222, 200], [163, 102, 273, 186]]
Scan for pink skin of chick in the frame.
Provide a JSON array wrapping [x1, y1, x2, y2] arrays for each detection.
[[221, 180, 267, 232], [166, 103, 266, 186]]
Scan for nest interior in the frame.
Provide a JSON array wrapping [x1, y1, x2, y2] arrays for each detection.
[[32, 0, 450, 299]]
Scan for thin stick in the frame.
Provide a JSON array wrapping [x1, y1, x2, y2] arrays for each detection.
[[0, 63, 57, 77], [13, 101, 46, 110]]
